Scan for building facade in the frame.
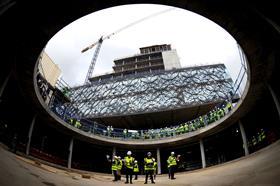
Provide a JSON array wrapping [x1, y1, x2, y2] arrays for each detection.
[[90, 44, 181, 82], [38, 51, 61, 87]]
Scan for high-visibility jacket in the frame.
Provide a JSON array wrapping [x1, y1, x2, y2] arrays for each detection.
[[133, 163, 139, 172], [167, 156, 177, 167], [199, 117, 204, 127], [75, 121, 81, 128], [111, 159, 119, 171], [124, 156, 134, 169], [144, 157, 155, 171], [184, 124, 189, 133], [153, 161, 157, 173], [261, 129, 266, 140], [117, 159, 123, 171]]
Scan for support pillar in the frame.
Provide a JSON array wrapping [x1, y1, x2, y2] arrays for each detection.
[[267, 84, 280, 119], [199, 139, 206, 168], [112, 146, 116, 157], [239, 121, 249, 156], [68, 138, 74, 169], [156, 148, 161, 174], [26, 114, 36, 156]]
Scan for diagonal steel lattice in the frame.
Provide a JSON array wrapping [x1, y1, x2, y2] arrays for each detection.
[[66, 64, 234, 118]]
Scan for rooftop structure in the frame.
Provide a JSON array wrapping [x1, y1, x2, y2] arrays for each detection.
[[38, 51, 61, 87], [90, 44, 181, 82]]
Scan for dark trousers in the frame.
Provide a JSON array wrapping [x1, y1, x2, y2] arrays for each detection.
[[168, 167, 171, 179], [113, 170, 118, 181], [145, 170, 155, 183], [170, 165, 176, 179], [134, 172, 138, 180], [117, 171, 121, 180], [125, 168, 133, 183]]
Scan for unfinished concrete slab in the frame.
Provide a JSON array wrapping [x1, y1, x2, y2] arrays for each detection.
[[1, 141, 280, 186]]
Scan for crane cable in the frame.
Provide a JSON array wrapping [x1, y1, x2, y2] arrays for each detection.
[[81, 7, 175, 53]]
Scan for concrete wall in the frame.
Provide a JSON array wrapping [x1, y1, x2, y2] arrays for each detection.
[[39, 51, 61, 87], [162, 50, 181, 70]]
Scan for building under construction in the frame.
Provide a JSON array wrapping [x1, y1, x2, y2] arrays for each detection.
[[0, 1, 280, 186]]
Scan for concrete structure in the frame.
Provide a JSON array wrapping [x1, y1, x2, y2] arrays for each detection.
[[90, 44, 180, 82], [38, 51, 61, 87]]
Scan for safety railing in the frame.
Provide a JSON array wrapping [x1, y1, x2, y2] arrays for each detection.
[[36, 71, 235, 141]]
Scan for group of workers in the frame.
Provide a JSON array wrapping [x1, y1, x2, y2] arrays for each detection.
[[69, 118, 81, 128], [107, 151, 181, 184], [67, 101, 232, 140]]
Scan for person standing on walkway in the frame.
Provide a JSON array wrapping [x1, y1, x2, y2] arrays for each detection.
[[124, 151, 135, 184], [117, 156, 122, 181], [153, 160, 157, 180], [133, 160, 139, 180], [106, 155, 121, 181], [167, 152, 180, 180], [144, 152, 155, 184]]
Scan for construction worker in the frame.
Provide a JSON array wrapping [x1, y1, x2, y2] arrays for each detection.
[[74, 119, 81, 128], [109, 155, 120, 181], [123, 128, 128, 138], [153, 160, 157, 180], [117, 156, 123, 181], [167, 152, 180, 180], [133, 160, 139, 180], [144, 152, 155, 184], [106, 155, 121, 181], [167, 159, 171, 179], [124, 151, 134, 184]]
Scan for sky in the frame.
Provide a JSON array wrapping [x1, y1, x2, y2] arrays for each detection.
[[45, 4, 244, 88]]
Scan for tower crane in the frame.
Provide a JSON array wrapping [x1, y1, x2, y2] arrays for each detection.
[[81, 7, 175, 85]]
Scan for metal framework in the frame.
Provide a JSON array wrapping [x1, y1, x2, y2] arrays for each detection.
[[66, 64, 234, 119]]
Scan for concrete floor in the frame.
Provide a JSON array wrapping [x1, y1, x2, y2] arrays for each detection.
[[1, 141, 280, 186]]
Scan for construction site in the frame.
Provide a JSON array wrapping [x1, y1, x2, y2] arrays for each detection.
[[0, 0, 280, 186]]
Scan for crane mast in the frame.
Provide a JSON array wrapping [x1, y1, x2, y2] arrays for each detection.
[[84, 37, 103, 84], [81, 7, 175, 85]]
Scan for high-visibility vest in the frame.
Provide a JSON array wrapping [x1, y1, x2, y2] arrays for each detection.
[[226, 102, 232, 110], [144, 157, 155, 171], [111, 159, 118, 171], [167, 156, 177, 167], [124, 156, 134, 169], [261, 130, 266, 140], [117, 159, 123, 170], [153, 161, 157, 172], [184, 124, 189, 132], [133, 163, 139, 172], [75, 121, 81, 128]]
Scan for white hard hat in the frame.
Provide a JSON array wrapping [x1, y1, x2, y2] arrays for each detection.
[[171, 152, 175, 155], [147, 152, 152, 156], [134, 160, 138, 163], [127, 151, 132, 155]]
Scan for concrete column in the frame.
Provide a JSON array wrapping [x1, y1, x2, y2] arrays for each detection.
[[112, 146, 116, 157], [200, 139, 206, 168], [26, 114, 37, 156], [0, 71, 11, 99], [68, 138, 74, 169], [239, 121, 249, 156], [156, 148, 161, 174], [267, 84, 280, 119]]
